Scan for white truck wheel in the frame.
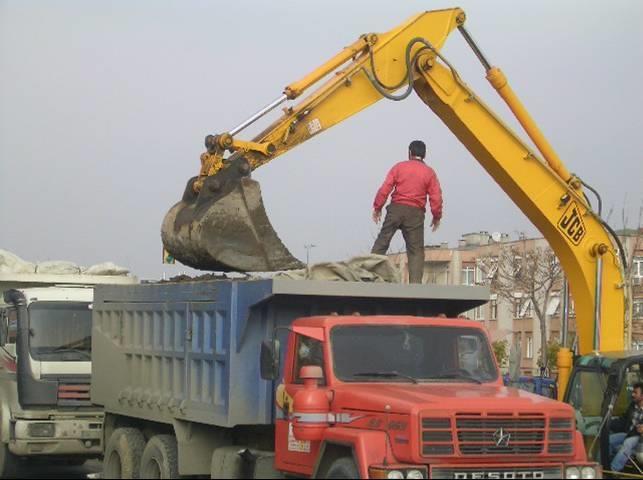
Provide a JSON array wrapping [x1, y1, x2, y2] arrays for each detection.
[[139, 434, 179, 479], [103, 427, 146, 479]]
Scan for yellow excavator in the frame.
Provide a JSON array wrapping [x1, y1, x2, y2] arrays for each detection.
[[163, 10, 633, 469]]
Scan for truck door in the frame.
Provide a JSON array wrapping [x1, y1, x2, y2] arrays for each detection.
[[275, 332, 326, 474]]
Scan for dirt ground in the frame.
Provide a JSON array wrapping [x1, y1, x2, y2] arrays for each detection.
[[12, 459, 101, 479]]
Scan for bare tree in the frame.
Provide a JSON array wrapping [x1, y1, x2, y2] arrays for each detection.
[[479, 242, 563, 369]]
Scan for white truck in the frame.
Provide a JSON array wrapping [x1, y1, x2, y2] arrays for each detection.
[[0, 270, 137, 476]]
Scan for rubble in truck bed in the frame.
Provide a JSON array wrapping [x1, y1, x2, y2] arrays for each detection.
[[160, 255, 401, 283], [160, 273, 238, 283]]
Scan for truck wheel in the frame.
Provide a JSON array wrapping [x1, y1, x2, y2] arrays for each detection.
[[139, 434, 179, 479], [0, 442, 18, 478], [325, 457, 359, 479], [103, 427, 146, 479]]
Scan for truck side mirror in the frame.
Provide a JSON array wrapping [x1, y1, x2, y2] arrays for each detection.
[[260, 339, 280, 380]]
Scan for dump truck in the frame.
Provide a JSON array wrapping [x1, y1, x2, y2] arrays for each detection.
[[0, 261, 137, 477], [91, 279, 600, 479]]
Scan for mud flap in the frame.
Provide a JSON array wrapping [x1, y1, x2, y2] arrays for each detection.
[[161, 160, 304, 272]]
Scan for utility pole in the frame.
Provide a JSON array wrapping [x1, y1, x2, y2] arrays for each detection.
[[304, 244, 317, 268]]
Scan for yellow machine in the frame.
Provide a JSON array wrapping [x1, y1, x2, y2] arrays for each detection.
[[162, 8, 629, 388]]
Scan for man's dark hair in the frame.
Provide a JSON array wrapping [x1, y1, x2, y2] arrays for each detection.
[[409, 140, 426, 159], [633, 382, 643, 393]]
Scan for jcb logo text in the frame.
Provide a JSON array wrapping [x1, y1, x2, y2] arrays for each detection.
[[557, 202, 586, 246]]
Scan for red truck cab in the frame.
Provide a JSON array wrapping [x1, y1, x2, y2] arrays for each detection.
[[264, 315, 600, 479]]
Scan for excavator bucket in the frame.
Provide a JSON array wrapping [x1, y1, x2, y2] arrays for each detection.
[[161, 157, 304, 272]]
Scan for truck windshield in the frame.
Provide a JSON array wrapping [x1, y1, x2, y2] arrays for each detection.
[[331, 325, 497, 383], [28, 302, 92, 362]]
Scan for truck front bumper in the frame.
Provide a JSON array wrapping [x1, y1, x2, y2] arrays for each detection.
[[369, 462, 602, 479], [9, 417, 103, 457]]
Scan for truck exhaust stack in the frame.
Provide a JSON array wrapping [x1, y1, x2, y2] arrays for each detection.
[[161, 156, 304, 272]]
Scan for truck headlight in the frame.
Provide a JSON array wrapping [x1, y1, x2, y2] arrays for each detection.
[[565, 466, 580, 479], [581, 466, 597, 479], [406, 470, 425, 479], [369, 466, 427, 479], [28, 423, 55, 438]]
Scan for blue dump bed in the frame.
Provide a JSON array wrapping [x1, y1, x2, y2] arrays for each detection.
[[91, 279, 488, 428]]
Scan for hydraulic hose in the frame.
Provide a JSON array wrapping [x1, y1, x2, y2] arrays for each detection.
[[363, 38, 434, 101], [579, 179, 627, 270], [580, 179, 603, 217]]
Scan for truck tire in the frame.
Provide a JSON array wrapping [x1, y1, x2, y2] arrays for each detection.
[[139, 434, 179, 479], [325, 457, 359, 479], [103, 427, 146, 479], [210, 446, 243, 479], [0, 442, 17, 478]]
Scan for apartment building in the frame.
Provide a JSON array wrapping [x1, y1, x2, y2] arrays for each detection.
[[389, 230, 643, 375]]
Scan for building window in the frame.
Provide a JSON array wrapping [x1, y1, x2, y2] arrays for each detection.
[[519, 299, 533, 318], [474, 306, 484, 321], [513, 255, 523, 278], [634, 300, 643, 319], [424, 264, 449, 285], [546, 295, 561, 316], [461, 265, 475, 286], [513, 297, 522, 318], [475, 266, 484, 285], [634, 257, 643, 285], [486, 258, 499, 281], [490, 300, 498, 320], [526, 335, 533, 359]]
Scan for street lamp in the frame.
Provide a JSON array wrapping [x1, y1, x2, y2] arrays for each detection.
[[304, 244, 317, 268]]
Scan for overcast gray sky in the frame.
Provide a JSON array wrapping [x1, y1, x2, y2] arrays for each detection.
[[1, 0, 642, 280]]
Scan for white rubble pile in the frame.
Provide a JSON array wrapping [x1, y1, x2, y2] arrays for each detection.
[[0, 249, 130, 276]]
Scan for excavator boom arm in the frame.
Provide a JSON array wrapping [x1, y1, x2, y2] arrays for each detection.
[[163, 8, 627, 359]]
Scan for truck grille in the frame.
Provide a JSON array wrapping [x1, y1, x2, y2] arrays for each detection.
[[421, 412, 573, 458], [421, 417, 454, 456], [455, 413, 545, 455], [547, 418, 574, 455], [430, 465, 563, 479]]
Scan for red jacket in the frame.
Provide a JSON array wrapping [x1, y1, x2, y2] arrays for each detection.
[[373, 160, 443, 220]]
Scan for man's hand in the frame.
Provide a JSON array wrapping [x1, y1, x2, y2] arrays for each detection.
[[372, 209, 382, 224], [431, 218, 441, 232], [636, 424, 643, 434]]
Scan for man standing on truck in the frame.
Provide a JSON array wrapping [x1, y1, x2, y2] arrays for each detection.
[[371, 140, 443, 283], [609, 382, 643, 472]]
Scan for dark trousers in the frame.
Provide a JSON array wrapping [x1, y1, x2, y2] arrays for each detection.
[[371, 203, 425, 283]]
